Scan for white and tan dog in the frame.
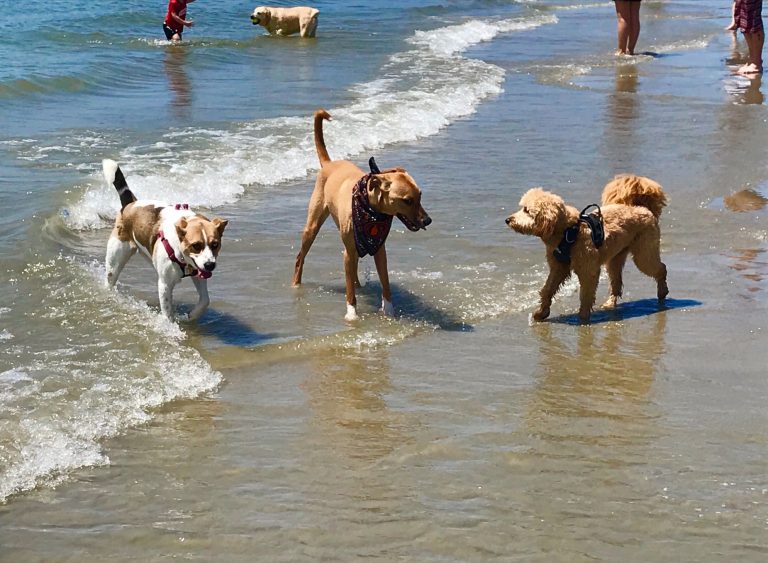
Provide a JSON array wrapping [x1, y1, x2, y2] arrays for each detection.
[[250, 6, 319, 38], [102, 159, 229, 322]]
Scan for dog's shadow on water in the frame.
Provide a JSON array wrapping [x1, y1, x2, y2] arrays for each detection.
[[341, 282, 473, 332], [547, 298, 702, 325], [392, 284, 473, 331], [188, 308, 281, 346], [184, 281, 472, 345]]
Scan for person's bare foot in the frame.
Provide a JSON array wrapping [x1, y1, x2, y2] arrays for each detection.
[[737, 62, 763, 76], [615, 49, 627, 56]]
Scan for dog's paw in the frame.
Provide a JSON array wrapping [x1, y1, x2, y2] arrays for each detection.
[[602, 296, 618, 309], [532, 308, 550, 321], [380, 299, 395, 317], [344, 304, 359, 322]]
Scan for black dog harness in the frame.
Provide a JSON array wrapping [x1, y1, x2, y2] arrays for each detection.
[[553, 204, 605, 264]]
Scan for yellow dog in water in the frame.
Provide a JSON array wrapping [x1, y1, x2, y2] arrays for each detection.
[[250, 6, 319, 37]]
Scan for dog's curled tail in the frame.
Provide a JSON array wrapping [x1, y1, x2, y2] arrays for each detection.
[[103, 159, 136, 211], [313, 109, 332, 166], [601, 174, 667, 218]]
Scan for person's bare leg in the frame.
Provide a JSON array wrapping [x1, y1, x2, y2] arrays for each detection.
[[726, 1, 738, 31], [627, 1, 641, 55], [739, 29, 765, 75], [614, 1, 631, 55], [752, 28, 765, 69]]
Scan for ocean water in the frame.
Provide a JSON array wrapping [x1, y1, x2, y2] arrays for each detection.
[[2, 0, 768, 559]]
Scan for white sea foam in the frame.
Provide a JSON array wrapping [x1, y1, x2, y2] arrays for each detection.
[[61, 13, 559, 230], [408, 269, 445, 280], [387, 261, 585, 324], [0, 258, 222, 503], [554, 2, 613, 10], [650, 37, 711, 53], [411, 14, 558, 56], [0, 369, 39, 404], [0, 308, 12, 341]]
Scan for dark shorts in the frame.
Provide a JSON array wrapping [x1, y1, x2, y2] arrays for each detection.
[[163, 23, 181, 40], [735, 0, 764, 34]]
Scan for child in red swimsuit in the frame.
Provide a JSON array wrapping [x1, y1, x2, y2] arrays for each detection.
[[163, 0, 195, 42]]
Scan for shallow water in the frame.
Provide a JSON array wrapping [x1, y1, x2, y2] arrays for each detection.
[[2, 0, 768, 559]]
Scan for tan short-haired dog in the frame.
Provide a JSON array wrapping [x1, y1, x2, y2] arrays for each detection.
[[250, 6, 319, 37], [103, 160, 229, 322], [293, 110, 431, 321], [506, 175, 668, 323]]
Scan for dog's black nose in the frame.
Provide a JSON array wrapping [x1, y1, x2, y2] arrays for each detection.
[[204, 261, 216, 272], [505, 218, 511, 225], [422, 216, 432, 228]]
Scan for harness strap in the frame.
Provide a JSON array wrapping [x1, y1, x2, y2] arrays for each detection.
[[553, 224, 580, 264], [158, 229, 199, 278], [580, 204, 604, 248], [552, 204, 605, 264]]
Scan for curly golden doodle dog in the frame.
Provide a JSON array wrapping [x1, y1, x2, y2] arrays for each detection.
[[250, 6, 319, 38], [103, 159, 229, 322], [505, 175, 668, 323], [293, 109, 431, 321]]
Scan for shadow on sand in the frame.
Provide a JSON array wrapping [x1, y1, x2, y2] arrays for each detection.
[[332, 282, 473, 332], [190, 307, 281, 346], [546, 297, 702, 325], [637, 51, 667, 58]]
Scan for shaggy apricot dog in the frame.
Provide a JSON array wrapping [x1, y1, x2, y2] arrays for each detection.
[[506, 175, 669, 323]]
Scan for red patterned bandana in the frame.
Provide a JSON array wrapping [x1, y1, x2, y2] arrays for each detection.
[[352, 174, 393, 257]]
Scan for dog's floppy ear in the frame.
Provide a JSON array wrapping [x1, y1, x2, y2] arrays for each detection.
[[532, 201, 562, 240], [368, 175, 390, 206], [175, 218, 188, 240], [213, 218, 229, 236]]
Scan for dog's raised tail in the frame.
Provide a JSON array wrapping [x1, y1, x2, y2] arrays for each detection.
[[601, 174, 667, 218], [103, 159, 136, 211], [313, 109, 332, 166]]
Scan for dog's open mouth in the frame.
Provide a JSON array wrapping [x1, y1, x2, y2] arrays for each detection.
[[250, 16, 260, 25], [196, 269, 213, 280], [397, 214, 423, 232]]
